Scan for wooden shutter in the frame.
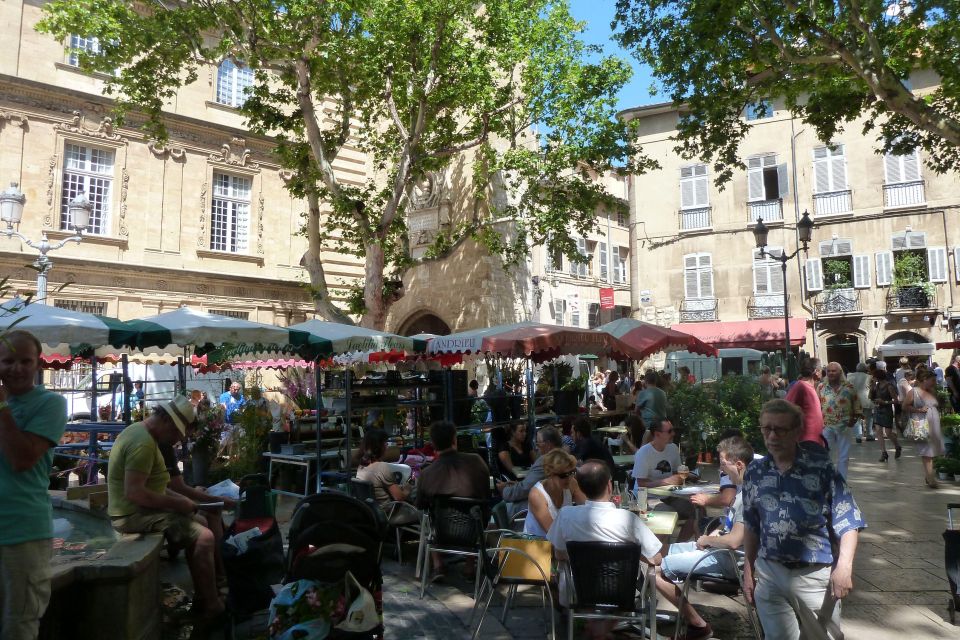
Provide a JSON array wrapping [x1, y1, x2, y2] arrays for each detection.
[[699, 254, 714, 298], [903, 150, 921, 181], [928, 246, 948, 282], [777, 163, 789, 197], [853, 254, 871, 289], [599, 241, 608, 281], [694, 173, 708, 207], [753, 250, 769, 294], [876, 251, 893, 286], [747, 160, 765, 201], [955, 247, 960, 283], [830, 146, 847, 190], [885, 150, 922, 183], [805, 258, 823, 292], [767, 248, 784, 293], [885, 153, 903, 184], [813, 147, 830, 193], [684, 254, 699, 298], [892, 231, 927, 250]]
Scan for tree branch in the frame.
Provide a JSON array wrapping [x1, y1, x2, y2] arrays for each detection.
[[383, 65, 411, 140]]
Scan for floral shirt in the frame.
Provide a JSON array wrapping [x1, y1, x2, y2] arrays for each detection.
[[817, 380, 860, 429], [743, 448, 866, 565]]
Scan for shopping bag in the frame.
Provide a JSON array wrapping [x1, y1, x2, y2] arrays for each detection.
[[333, 571, 379, 633], [905, 417, 930, 441]]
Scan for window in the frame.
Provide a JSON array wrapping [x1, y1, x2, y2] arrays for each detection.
[[216, 60, 254, 108], [883, 148, 925, 207], [568, 237, 588, 278], [551, 299, 565, 326], [885, 149, 922, 184], [614, 246, 628, 284], [209, 309, 249, 319], [745, 101, 773, 121], [747, 155, 787, 202], [812, 145, 848, 194], [683, 253, 713, 299], [210, 172, 251, 253], [812, 239, 871, 290], [680, 164, 709, 209], [616, 211, 627, 226], [545, 237, 562, 273], [587, 303, 601, 329], [753, 248, 784, 295], [67, 35, 100, 66], [61, 143, 114, 234], [569, 295, 581, 328], [599, 241, 608, 282], [54, 299, 107, 315], [876, 252, 893, 286]]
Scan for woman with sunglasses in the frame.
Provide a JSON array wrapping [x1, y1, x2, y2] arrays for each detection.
[[523, 449, 585, 537]]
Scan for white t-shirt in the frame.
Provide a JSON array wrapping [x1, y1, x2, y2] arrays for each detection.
[[546, 500, 662, 559], [631, 442, 681, 485]]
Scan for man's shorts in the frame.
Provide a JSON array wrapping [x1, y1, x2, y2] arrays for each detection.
[[111, 509, 204, 545]]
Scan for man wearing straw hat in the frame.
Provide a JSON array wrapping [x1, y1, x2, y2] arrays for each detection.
[[107, 396, 224, 624], [0, 330, 67, 640]]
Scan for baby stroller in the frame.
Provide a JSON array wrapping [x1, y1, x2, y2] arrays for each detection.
[[222, 474, 285, 618], [276, 490, 388, 640], [946, 503, 960, 624]]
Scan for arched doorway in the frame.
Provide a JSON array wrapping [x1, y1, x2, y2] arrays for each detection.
[[878, 331, 934, 367], [398, 312, 451, 337], [825, 334, 860, 374]]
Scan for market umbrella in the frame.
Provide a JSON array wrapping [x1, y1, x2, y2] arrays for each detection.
[[287, 319, 428, 356], [427, 321, 644, 362], [596, 318, 719, 360], [135, 306, 319, 352], [0, 298, 161, 356]]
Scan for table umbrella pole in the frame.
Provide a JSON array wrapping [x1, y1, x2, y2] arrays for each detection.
[[90, 356, 99, 423], [315, 363, 323, 494], [345, 369, 353, 481], [122, 353, 131, 426]]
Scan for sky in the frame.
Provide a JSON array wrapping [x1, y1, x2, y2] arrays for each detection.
[[568, 0, 661, 111]]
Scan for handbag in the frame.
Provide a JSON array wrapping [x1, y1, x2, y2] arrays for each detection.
[[905, 416, 930, 441], [334, 571, 379, 633]]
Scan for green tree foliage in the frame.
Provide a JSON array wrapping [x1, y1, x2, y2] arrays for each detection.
[[39, 0, 648, 328], [669, 376, 765, 454], [614, 0, 960, 183]]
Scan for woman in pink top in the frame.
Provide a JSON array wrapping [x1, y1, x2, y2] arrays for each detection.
[[784, 358, 825, 447]]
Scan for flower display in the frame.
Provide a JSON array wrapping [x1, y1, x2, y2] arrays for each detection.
[[192, 401, 226, 454], [277, 367, 317, 410]]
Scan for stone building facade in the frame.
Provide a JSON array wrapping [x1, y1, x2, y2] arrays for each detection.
[[622, 71, 960, 370]]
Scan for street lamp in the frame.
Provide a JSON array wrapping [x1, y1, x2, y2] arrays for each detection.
[[751, 210, 815, 373], [0, 182, 90, 304]]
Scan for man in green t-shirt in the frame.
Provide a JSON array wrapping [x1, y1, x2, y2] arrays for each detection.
[[107, 395, 224, 624], [0, 330, 67, 640]]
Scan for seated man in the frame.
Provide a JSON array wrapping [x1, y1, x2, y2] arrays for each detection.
[[107, 397, 223, 624], [546, 461, 664, 640], [632, 419, 698, 540], [654, 434, 755, 640], [571, 417, 615, 471]]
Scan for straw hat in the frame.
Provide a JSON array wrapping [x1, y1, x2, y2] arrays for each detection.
[[163, 396, 197, 437]]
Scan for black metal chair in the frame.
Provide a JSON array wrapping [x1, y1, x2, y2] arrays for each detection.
[[672, 548, 762, 640], [349, 478, 422, 564], [564, 541, 652, 640], [419, 496, 491, 599]]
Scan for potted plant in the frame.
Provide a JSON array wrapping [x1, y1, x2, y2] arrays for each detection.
[[190, 401, 225, 485], [554, 374, 587, 416], [893, 251, 935, 307], [935, 456, 956, 482], [823, 259, 853, 289]]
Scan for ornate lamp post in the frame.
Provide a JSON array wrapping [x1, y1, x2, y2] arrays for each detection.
[[0, 182, 90, 304], [751, 211, 815, 369]]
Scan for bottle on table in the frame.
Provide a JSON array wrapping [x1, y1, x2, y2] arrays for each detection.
[[612, 481, 622, 507]]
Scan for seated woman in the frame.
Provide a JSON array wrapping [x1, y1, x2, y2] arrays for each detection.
[[496, 421, 536, 480], [523, 449, 585, 537], [356, 429, 415, 523], [618, 414, 647, 455]]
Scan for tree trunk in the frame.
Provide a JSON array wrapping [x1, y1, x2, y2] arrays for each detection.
[[360, 243, 387, 329], [304, 191, 354, 325]]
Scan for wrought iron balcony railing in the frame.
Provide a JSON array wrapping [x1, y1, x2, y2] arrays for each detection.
[[886, 285, 937, 312], [748, 294, 786, 319], [814, 288, 861, 315], [679, 298, 718, 322]]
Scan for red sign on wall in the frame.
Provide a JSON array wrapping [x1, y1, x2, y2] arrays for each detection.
[[599, 287, 615, 309]]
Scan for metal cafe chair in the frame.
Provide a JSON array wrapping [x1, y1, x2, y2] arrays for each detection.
[[348, 478, 422, 564], [469, 534, 556, 640], [419, 496, 491, 599], [672, 547, 762, 640], [564, 541, 653, 640]]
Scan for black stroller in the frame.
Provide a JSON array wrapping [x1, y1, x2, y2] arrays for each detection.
[[281, 490, 388, 639], [222, 474, 286, 618], [946, 503, 960, 624]]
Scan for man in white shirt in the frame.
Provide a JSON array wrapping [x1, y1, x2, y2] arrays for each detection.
[[631, 419, 683, 490], [547, 461, 664, 638]]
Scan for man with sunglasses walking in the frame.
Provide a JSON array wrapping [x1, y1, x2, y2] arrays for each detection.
[[742, 399, 865, 640]]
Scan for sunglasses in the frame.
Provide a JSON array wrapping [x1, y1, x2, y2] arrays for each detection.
[[556, 469, 577, 479]]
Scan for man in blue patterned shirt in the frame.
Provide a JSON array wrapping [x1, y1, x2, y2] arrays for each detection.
[[742, 399, 866, 640]]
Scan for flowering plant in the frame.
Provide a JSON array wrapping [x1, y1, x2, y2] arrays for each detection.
[[277, 367, 317, 410], [192, 402, 226, 454]]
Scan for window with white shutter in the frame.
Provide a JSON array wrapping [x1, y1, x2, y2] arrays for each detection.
[[853, 255, 871, 289], [680, 164, 709, 209], [891, 231, 927, 250], [875, 251, 893, 286], [812, 145, 848, 193], [955, 247, 960, 283], [545, 235, 562, 273], [747, 155, 783, 201], [753, 248, 784, 294], [551, 299, 565, 326], [884, 149, 922, 184], [568, 237, 588, 277], [588, 303, 601, 329], [928, 247, 948, 282], [569, 295, 581, 327], [615, 246, 628, 284], [210, 172, 251, 253], [599, 241, 609, 282], [684, 253, 714, 299], [805, 258, 824, 292]]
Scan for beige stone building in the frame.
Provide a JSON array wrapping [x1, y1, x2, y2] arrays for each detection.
[[0, 0, 368, 325], [622, 72, 960, 371]]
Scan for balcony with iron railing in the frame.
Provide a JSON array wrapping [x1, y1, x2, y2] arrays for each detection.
[[748, 294, 786, 319], [679, 298, 718, 322], [814, 288, 861, 316], [886, 285, 937, 312], [813, 190, 852, 217], [679, 207, 712, 232], [747, 199, 784, 224], [883, 180, 926, 209]]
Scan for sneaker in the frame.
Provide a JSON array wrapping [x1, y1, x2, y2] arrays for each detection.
[[855, 438, 863, 444], [685, 623, 713, 640]]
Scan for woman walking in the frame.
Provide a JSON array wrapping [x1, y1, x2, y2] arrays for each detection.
[[904, 370, 946, 488], [869, 361, 901, 462]]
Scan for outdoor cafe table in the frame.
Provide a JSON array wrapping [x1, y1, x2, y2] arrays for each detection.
[[263, 450, 341, 499], [612, 454, 634, 467], [647, 484, 721, 499]]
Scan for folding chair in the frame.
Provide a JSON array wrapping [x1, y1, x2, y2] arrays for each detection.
[[564, 541, 652, 640], [673, 548, 762, 640], [470, 535, 555, 640], [419, 496, 490, 599]]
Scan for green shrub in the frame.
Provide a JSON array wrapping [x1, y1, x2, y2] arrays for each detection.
[[669, 375, 765, 456]]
